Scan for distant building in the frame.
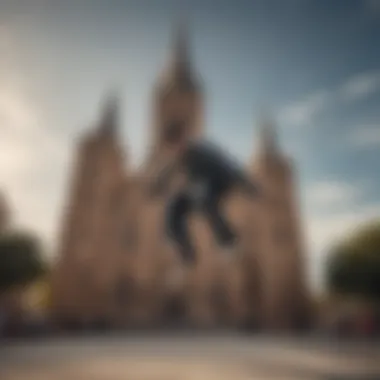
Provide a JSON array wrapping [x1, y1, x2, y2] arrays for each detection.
[[52, 25, 311, 331]]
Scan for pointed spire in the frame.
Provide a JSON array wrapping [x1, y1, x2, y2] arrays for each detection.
[[99, 89, 119, 137], [172, 19, 189, 70], [158, 19, 199, 92], [257, 112, 280, 157]]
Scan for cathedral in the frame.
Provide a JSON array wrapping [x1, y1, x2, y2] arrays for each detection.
[[51, 25, 310, 331]]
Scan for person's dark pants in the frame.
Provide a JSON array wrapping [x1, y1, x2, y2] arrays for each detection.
[[165, 181, 236, 264]]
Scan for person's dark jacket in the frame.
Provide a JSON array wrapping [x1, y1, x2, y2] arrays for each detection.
[[151, 140, 260, 197]]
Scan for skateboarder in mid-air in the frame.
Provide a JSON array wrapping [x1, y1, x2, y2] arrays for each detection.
[[149, 121, 262, 289]]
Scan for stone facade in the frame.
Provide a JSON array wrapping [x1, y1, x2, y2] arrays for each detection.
[[52, 26, 310, 331]]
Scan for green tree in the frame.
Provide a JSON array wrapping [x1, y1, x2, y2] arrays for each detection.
[[0, 231, 47, 291], [326, 220, 380, 301]]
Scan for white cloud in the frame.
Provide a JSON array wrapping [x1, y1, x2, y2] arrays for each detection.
[[278, 70, 380, 127], [347, 125, 380, 148], [0, 23, 72, 255], [0, 84, 70, 254], [339, 70, 380, 102], [305, 200, 380, 292], [278, 91, 330, 127], [302, 180, 376, 291], [306, 181, 363, 207], [366, 0, 380, 12]]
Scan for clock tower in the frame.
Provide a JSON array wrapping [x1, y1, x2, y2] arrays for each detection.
[[151, 23, 204, 157]]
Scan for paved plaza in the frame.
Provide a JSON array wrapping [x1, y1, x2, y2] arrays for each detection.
[[1, 333, 379, 380]]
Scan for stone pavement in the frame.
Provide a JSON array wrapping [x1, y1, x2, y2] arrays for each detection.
[[1, 334, 379, 380]]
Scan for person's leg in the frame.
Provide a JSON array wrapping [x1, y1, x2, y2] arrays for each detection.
[[165, 191, 195, 265], [202, 183, 236, 250]]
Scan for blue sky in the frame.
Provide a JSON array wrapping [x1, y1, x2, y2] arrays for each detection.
[[0, 0, 380, 291]]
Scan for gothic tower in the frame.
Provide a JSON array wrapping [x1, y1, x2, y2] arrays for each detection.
[[140, 24, 225, 327], [251, 116, 310, 330], [52, 92, 126, 325], [150, 22, 203, 158]]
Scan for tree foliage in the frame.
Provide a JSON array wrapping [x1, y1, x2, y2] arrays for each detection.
[[326, 220, 380, 301], [0, 231, 47, 291]]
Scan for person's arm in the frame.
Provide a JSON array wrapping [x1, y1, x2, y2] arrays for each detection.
[[235, 170, 261, 198], [235, 170, 279, 207], [210, 146, 261, 198], [194, 141, 261, 198]]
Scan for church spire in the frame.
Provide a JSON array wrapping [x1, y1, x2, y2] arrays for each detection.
[[172, 20, 189, 71], [158, 20, 199, 92], [257, 113, 280, 157], [98, 89, 119, 137]]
